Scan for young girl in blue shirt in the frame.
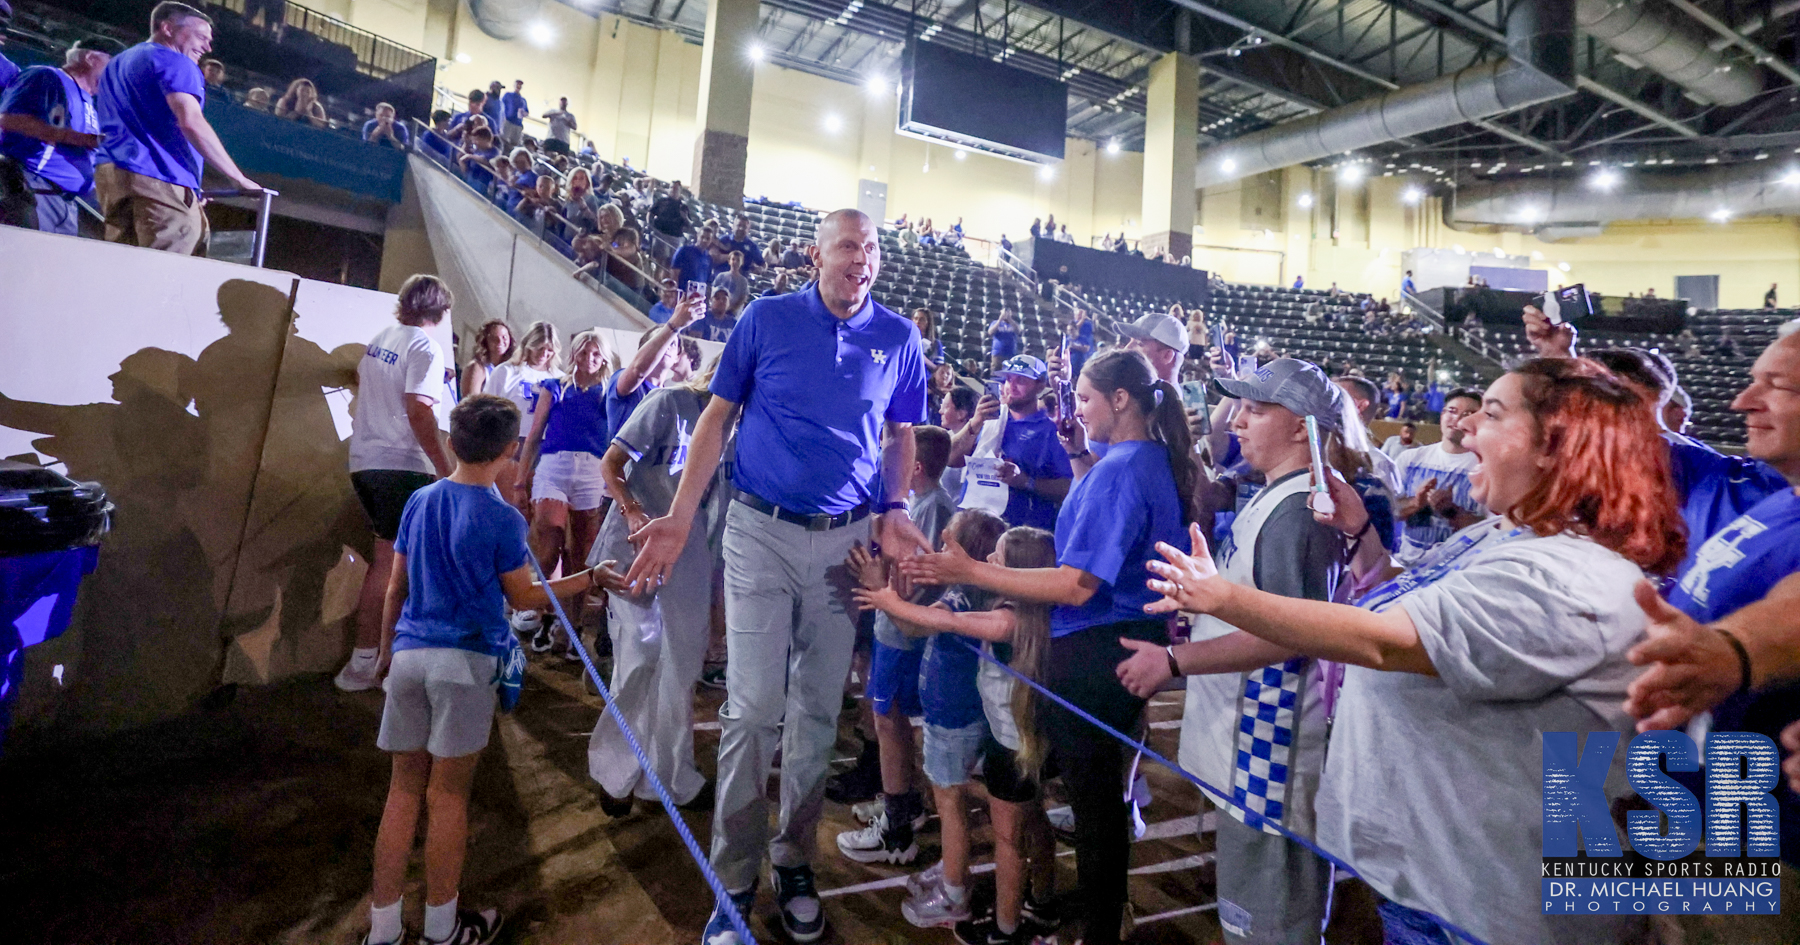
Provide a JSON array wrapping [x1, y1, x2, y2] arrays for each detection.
[[904, 348, 1196, 945]]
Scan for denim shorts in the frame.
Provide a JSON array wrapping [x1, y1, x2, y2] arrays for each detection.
[[868, 638, 923, 718], [922, 718, 989, 788]]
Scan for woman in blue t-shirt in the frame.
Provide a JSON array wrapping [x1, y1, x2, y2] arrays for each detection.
[[904, 348, 1195, 945], [517, 329, 615, 656]]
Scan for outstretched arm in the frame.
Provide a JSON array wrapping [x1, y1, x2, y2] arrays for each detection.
[[624, 394, 739, 592]]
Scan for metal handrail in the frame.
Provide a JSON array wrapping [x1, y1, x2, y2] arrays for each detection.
[[1405, 288, 1508, 367], [201, 186, 281, 267]]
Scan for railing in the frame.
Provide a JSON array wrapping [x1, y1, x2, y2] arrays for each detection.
[[211, 0, 433, 80], [1050, 282, 1122, 344], [409, 120, 657, 315], [202, 187, 281, 267], [432, 86, 598, 159], [1404, 288, 1508, 368]]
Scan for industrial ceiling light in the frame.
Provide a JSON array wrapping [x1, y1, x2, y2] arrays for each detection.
[[1589, 167, 1620, 190], [748, 43, 765, 62], [1401, 186, 1424, 205], [1338, 163, 1364, 183], [1106, 139, 1121, 155], [1710, 208, 1733, 222], [822, 114, 843, 133], [1220, 157, 1237, 173], [866, 74, 887, 95], [526, 21, 555, 47], [1558, 261, 1572, 272], [1296, 192, 1314, 208], [1780, 169, 1800, 185], [1038, 164, 1055, 181]]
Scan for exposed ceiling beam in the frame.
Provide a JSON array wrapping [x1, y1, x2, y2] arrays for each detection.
[[1663, 0, 1800, 90], [1574, 76, 1701, 138], [1162, 0, 1403, 93]]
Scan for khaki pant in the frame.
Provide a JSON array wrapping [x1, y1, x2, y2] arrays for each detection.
[[94, 164, 209, 256]]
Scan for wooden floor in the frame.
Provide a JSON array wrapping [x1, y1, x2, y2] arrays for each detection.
[[4, 650, 1797, 944]]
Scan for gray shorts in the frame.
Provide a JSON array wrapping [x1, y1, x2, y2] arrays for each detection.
[[378, 648, 500, 758]]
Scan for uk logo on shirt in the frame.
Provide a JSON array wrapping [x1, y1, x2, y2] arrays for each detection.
[[870, 348, 887, 365], [670, 415, 694, 476], [1678, 516, 1769, 606]]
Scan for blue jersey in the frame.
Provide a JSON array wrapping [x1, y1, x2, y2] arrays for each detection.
[[1665, 488, 1800, 863], [998, 410, 1072, 531], [1667, 432, 1788, 573], [990, 321, 1018, 358], [0, 66, 98, 192], [920, 587, 993, 728]]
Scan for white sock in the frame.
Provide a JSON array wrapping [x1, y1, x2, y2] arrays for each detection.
[[351, 647, 378, 663], [424, 897, 458, 941], [369, 898, 403, 944], [943, 882, 967, 905], [996, 912, 1018, 935]]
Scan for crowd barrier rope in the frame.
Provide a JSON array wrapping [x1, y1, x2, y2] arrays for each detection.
[[945, 634, 1492, 945], [527, 557, 759, 945]]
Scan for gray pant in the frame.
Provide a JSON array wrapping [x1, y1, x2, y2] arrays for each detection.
[[709, 499, 866, 892], [1215, 812, 1331, 945], [587, 528, 716, 805]]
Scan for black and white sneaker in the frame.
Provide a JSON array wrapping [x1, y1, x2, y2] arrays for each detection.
[[834, 809, 918, 864], [954, 911, 1027, 945], [422, 907, 503, 945], [1020, 892, 1061, 937], [770, 863, 825, 943], [526, 618, 554, 654]]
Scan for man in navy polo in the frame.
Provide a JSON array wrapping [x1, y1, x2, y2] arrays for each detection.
[[719, 213, 765, 273], [967, 354, 1071, 530], [95, 1, 260, 254], [0, 37, 123, 234], [626, 208, 929, 945]]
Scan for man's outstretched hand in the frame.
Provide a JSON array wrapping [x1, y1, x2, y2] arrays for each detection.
[[624, 513, 692, 595]]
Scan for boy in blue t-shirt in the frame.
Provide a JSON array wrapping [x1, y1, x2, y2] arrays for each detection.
[[364, 394, 624, 945]]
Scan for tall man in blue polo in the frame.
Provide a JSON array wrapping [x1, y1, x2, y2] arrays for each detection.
[[0, 38, 124, 235], [498, 79, 528, 148], [95, 2, 260, 254], [626, 208, 930, 945]]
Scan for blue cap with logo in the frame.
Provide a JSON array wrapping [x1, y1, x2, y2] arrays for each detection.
[[998, 354, 1048, 380]]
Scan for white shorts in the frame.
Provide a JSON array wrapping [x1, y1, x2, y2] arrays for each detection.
[[532, 450, 609, 510], [378, 648, 499, 758]]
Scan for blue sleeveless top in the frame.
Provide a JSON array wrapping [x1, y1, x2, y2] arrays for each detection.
[[538, 376, 611, 456]]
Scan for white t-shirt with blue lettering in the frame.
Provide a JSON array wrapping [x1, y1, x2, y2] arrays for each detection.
[[1391, 441, 1483, 564], [349, 324, 449, 474]]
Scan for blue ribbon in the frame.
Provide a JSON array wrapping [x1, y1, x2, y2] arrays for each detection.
[[529, 559, 758, 945], [948, 632, 1491, 945]]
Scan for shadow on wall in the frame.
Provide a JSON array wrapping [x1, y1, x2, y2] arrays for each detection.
[[0, 279, 378, 743]]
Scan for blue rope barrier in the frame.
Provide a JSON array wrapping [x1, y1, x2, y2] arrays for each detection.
[[528, 559, 758, 945], [947, 634, 1490, 945]]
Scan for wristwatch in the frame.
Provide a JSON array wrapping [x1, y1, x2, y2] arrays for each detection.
[[876, 500, 908, 514]]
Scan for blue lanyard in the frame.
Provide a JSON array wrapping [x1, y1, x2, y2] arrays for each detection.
[[1357, 524, 1532, 612]]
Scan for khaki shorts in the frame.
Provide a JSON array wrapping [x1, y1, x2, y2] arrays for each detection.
[[378, 647, 499, 758]]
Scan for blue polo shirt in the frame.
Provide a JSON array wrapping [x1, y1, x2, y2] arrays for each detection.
[[481, 94, 504, 130], [670, 243, 713, 289], [999, 410, 1072, 530], [1050, 440, 1186, 637], [500, 90, 528, 124], [97, 42, 205, 189], [720, 234, 765, 270], [711, 286, 928, 515], [392, 480, 531, 657], [0, 66, 99, 192], [990, 320, 1018, 359]]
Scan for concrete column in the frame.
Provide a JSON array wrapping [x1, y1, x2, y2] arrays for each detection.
[[691, 0, 759, 208], [1140, 50, 1198, 260]]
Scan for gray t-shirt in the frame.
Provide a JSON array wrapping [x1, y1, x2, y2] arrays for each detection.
[[1314, 520, 1649, 945], [1250, 472, 1342, 602], [874, 484, 957, 651], [590, 387, 736, 569]]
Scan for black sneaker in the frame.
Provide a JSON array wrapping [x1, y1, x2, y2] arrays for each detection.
[[699, 664, 727, 690], [528, 621, 555, 654], [599, 789, 633, 818], [954, 912, 1026, 945], [823, 740, 881, 804], [1020, 892, 1061, 937], [422, 908, 503, 945], [770, 863, 825, 943], [678, 779, 716, 812]]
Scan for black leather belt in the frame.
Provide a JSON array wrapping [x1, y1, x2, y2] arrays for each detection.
[[735, 492, 871, 531]]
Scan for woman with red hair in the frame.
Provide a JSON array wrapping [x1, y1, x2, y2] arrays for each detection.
[[1119, 357, 1683, 945]]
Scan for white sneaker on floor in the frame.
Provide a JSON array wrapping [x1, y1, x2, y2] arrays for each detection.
[[905, 860, 944, 898], [902, 882, 972, 929], [334, 653, 380, 692], [852, 795, 928, 830], [511, 609, 542, 636]]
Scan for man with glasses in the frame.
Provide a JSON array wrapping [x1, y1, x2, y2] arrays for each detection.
[[1390, 388, 1487, 564]]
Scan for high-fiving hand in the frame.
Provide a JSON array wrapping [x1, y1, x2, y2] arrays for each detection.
[[1144, 523, 1227, 615]]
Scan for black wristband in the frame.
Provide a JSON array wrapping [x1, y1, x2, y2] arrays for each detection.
[[1069, 448, 1092, 460], [1715, 627, 1754, 697], [1166, 645, 1183, 679]]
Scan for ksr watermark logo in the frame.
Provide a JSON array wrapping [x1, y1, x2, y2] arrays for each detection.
[[1543, 731, 1781, 916]]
